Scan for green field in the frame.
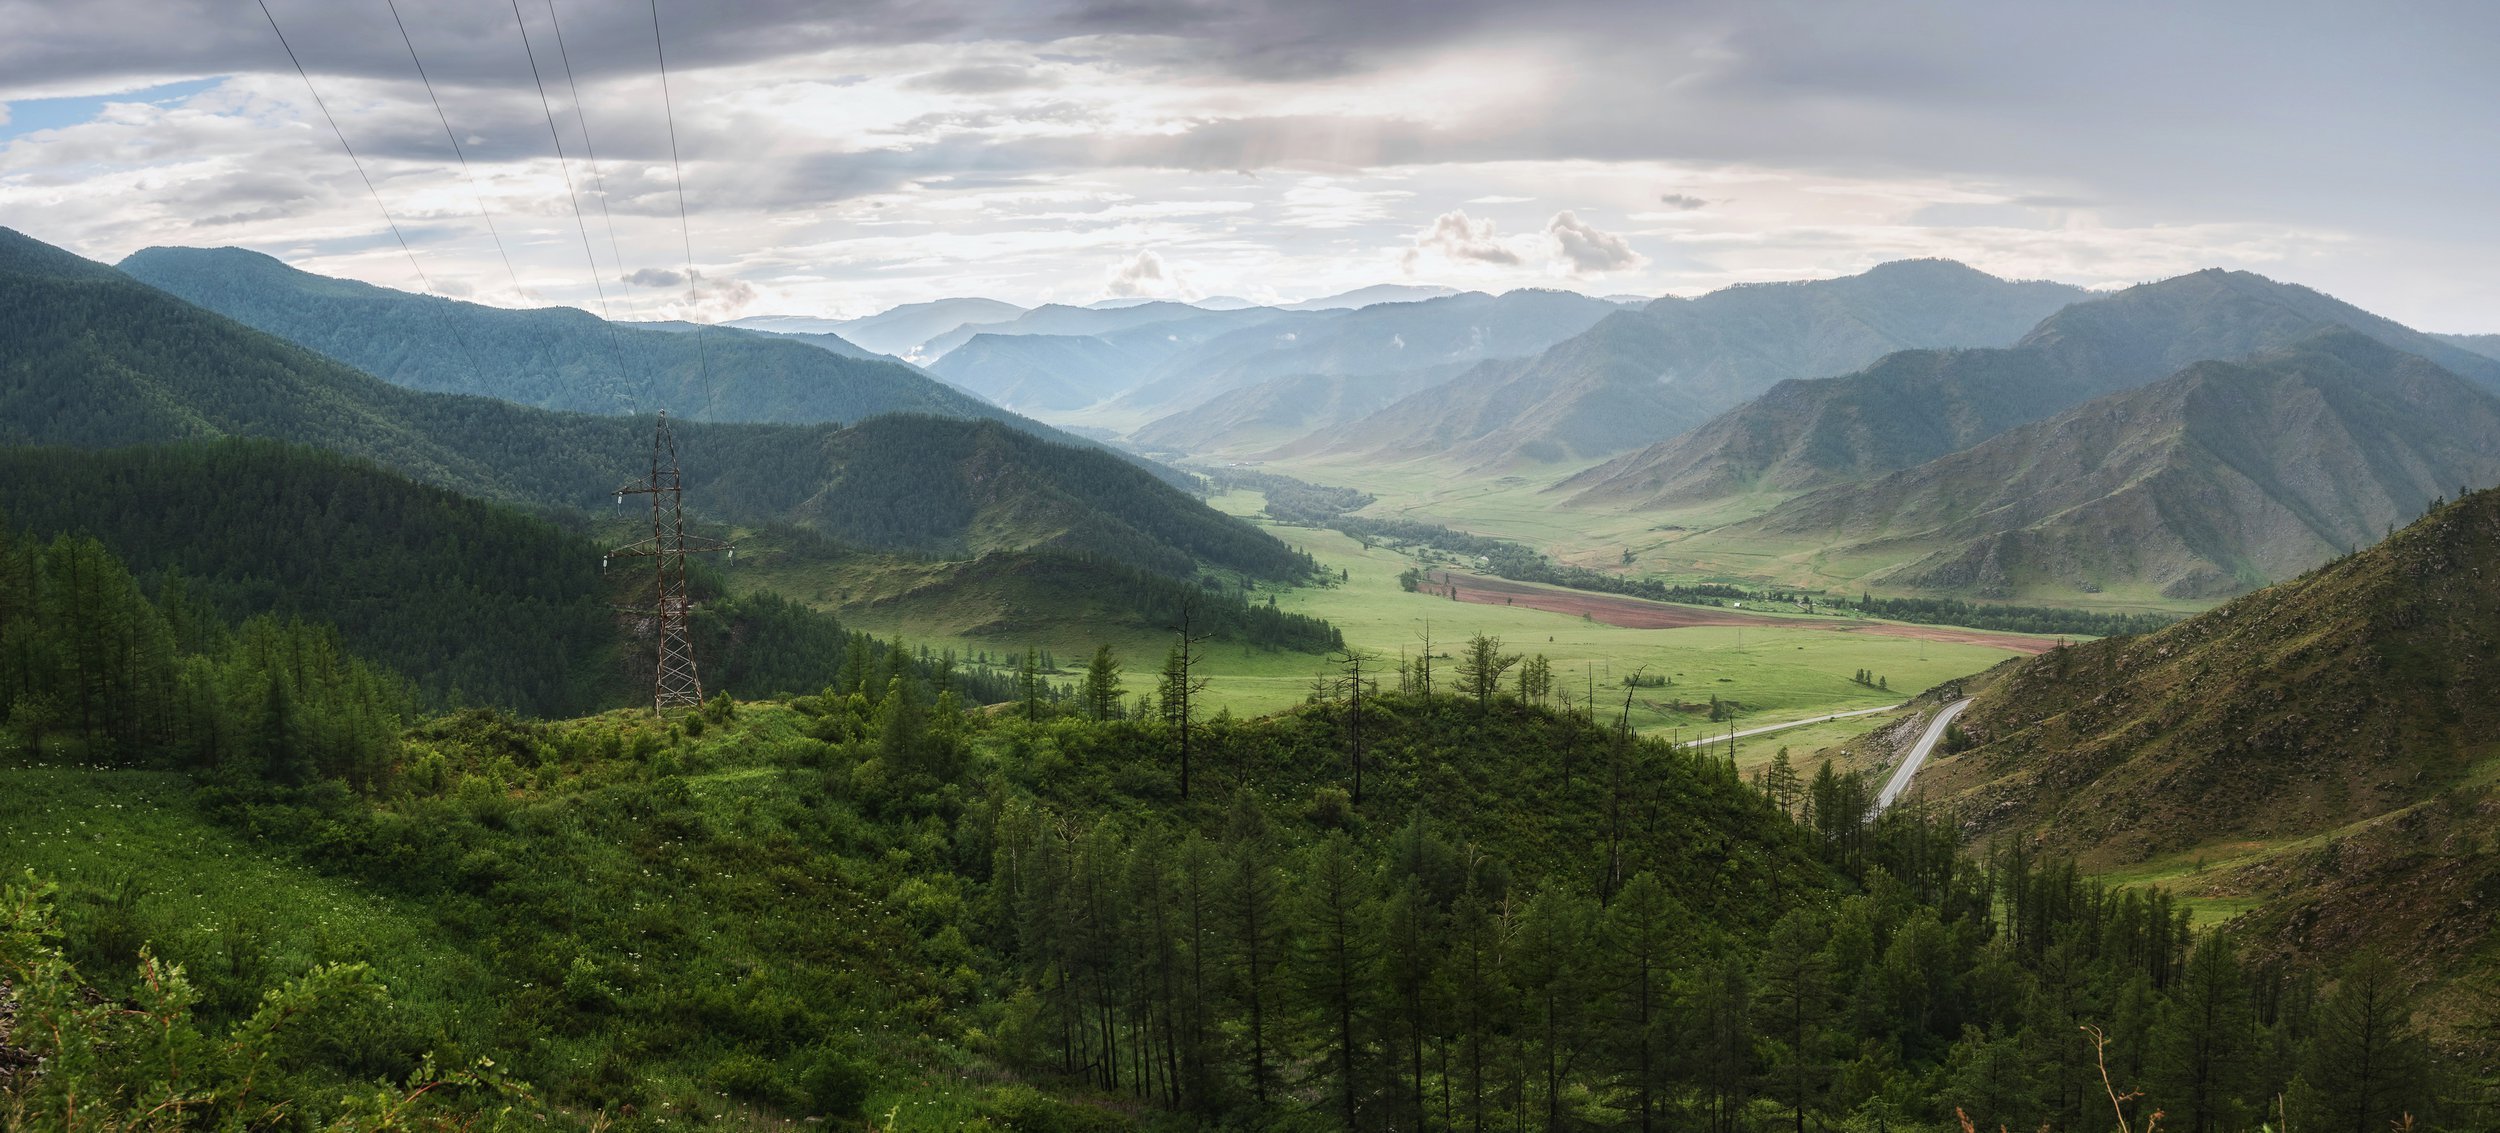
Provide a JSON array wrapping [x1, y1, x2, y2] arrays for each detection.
[[806, 487, 2025, 740], [1252, 451, 2214, 616]]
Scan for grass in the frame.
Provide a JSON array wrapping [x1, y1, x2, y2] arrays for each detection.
[[0, 765, 491, 1027]]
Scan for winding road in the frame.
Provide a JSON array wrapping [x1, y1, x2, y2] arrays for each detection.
[[1674, 704, 1901, 748], [1876, 698, 1972, 812]]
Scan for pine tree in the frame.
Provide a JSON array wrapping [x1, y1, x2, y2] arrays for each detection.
[[1455, 634, 1519, 709], [2148, 931, 2258, 1133], [2294, 953, 2429, 1132], [1083, 645, 1124, 720]]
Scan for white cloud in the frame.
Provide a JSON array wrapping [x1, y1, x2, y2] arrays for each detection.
[[1546, 210, 1645, 274], [1104, 248, 1190, 298], [1403, 209, 1523, 270]]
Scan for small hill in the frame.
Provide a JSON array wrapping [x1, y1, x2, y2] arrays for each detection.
[[1564, 268, 2500, 509], [928, 332, 1163, 412], [1283, 259, 2091, 469], [1127, 363, 1473, 454], [917, 300, 1232, 360], [1102, 288, 1622, 430], [2435, 331, 2500, 362], [116, 246, 1022, 431], [1281, 282, 1461, 310], [1720, 332, 2500, 600], [1921, 483, 2500, 873], [729, 297, 1025, 356]]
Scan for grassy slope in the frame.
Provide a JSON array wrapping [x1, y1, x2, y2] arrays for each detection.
[[1878, 486, 2500, 989]]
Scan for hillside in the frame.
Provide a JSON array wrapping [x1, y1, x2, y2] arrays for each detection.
[[0, 228, 1305, 586], [1282, 259, 2092, 469], [1915, 483, 2500, 951], [1127, 363, 1473, 454], [0, 440, 922, 716], [1718, 332, 2500, 601], [8, 643, 2452, 1128], [1564, 267, 2500, 509], [116, 246, 1026, 431]]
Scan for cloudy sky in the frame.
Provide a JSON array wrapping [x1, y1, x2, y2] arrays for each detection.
[[3, 0, 2494, 329]]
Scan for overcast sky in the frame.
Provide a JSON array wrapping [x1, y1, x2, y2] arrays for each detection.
[[3, 0, 2493, 329]]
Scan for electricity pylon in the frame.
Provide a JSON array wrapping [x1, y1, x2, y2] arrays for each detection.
[[607, 411, 731, 713]]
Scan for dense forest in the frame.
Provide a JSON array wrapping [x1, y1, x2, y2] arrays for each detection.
[[4, 597, 2470, 1128]]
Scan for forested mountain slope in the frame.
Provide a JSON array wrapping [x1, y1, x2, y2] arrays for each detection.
[[0, 441, 884, 715], [1563, 267, 2500, 509], [117, 245, 1028, 431], [1722, 332, 2500, 600], [1283, 259, 2090, 468], [0, 228, 1307, 584]]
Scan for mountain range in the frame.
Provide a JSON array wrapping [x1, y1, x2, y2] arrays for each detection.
[[116, 246, 1033, 433], [1563, 267, 2500, 511], [1721, 331, 2500, 600], [1272, 259, 2093, 469]]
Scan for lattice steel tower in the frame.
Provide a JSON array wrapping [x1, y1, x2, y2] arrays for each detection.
[[608, 412, 732, 712]]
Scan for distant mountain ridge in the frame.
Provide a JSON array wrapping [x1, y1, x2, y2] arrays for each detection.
[[1562, 267, 2500, 509], [117, 246, 1023, 433], [1279, 259, 2093, 469], [1722, 331, 2500, 600], [0, 227, 1308, 586], [1103, 287, 1625, 430]]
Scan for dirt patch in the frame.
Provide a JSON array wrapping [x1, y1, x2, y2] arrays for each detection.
[[1422, 571, 2058, 654]]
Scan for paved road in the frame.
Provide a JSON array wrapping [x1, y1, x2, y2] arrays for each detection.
[[1876, 698, 1973, 812], [1676, 704, 1901, 748]]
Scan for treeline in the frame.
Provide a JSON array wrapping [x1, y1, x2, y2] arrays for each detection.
[[1840, 593, 2178, 638], [1352, 514, 2176, 639]]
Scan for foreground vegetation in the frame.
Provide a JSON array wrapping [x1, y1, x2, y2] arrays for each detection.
[[3, 550, 2475, 1130]]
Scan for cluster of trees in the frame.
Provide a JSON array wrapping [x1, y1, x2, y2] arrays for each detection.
[[1194, 466, 1377, 527], [1851, 669, 1890, 690], [987, 729, 2451, 1131], [1837, 593, 2177, 639], [0, 524, 406, 782]]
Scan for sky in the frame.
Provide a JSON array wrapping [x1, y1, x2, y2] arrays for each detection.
[[1, 0, 2494, 329]]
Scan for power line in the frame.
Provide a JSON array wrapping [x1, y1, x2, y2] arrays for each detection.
[[257, 0, 438, 300], [543, 0, 632, 301], [510, 0, 620, 326], [508, 0, 639, 407], [254, 0, 489, 388], [382, 0, 524, 295], [649, 0, 716, 409]]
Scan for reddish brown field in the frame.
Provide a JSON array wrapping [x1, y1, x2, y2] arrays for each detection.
[[1426, 571, 2060, 655]]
